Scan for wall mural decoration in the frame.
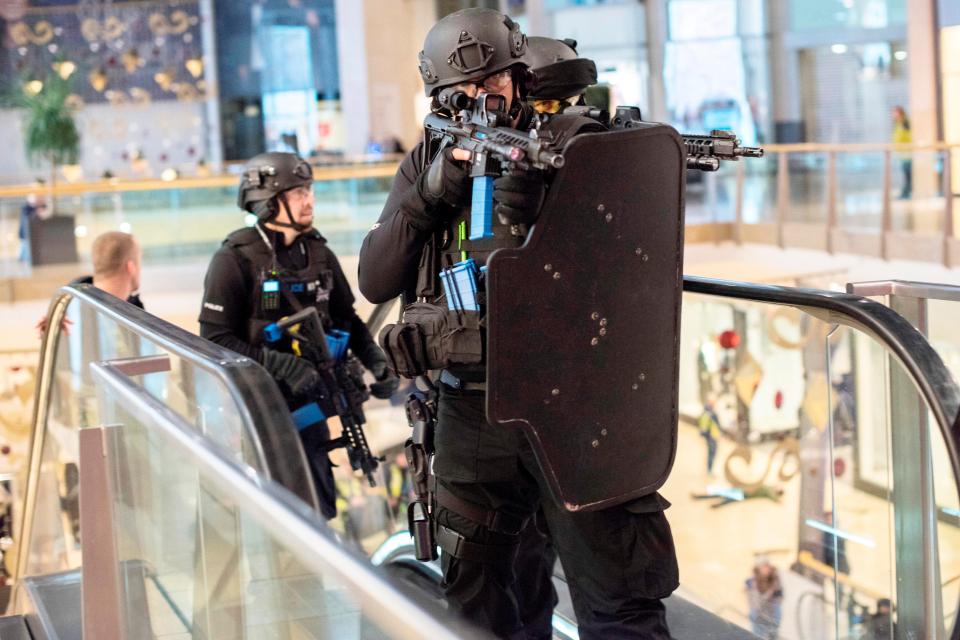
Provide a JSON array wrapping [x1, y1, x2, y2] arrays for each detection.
[[8, 19, 55, 46], [723, 437, 801, 493], [3, 0, 205, 105]]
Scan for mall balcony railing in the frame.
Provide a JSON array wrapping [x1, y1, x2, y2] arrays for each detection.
[[1, 142, 958, 279], [0, 160, 400, 275], [12, 270, 960, 639], [691, 141, 960, 266]]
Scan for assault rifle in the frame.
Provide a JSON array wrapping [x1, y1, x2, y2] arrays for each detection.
[[610, 106, 764, 171], [264, 307, 383, 486], [425, 88, 565, 240]]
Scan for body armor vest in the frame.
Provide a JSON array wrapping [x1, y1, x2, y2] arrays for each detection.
[[224, 227, 334, 351], [401, 113, 601, 377], [416, 112, 598, 303]]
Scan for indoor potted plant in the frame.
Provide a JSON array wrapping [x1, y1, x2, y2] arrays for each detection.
[[17, 72, 80, 265]]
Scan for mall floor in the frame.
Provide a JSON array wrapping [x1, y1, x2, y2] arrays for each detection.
[[5, 241, 960, 638]]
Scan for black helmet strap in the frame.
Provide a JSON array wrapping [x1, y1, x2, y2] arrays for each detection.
[[265, 191, 312, 233]]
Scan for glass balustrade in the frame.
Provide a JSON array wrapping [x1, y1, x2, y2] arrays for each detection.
[[783, 152, 828, 225], [0, 169, 395, 275], [889, 149, 950, 235], [2, 144, 959, 279], [674, 290, 959, 639], [84, 359, 478, 640], [19, 285, 307, 582]]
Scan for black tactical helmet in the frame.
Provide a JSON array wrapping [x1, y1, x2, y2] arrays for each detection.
[[237, 152, 313, 218], [418, 8, 528, 97], [524, 37, 597, 101]]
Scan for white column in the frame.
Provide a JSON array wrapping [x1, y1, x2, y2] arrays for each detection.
[[906, 0, 941, 199], [643, 0, 669, 122], [334, 0, 370, 156], [199, 0, 223, 171], [767, 0, 803, 141], [907, 0, 941, 144]]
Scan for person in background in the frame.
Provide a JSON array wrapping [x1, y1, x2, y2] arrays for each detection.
[[19, 192, 47, 264], [74, 231, 144, 307], [865, 597, 895, 639], [698, 397, 722, 476], [35, 230, 143, 543], [892, 106, 912, 199], [746, 556, 783, 639], [36, 231, 143, 336], [199, 152, 398, 519]]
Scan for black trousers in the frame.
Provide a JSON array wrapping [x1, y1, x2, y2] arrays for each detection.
[[434, 383, 679, 640], [299, 420, 337, 520]]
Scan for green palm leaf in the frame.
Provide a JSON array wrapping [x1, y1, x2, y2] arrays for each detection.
[[17, 73, 80, 167]]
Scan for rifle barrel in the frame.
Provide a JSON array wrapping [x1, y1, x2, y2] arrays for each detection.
[[736, 146, 764, 158]]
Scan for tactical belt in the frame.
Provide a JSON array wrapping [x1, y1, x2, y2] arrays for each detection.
[[436, 525, 519, 564], [435, 484, 527, 535], [440, 369, 487, 392]]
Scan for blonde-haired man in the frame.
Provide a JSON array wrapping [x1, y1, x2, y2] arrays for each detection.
[[83, 231, 143, 307], [36, 231, 143, 336]]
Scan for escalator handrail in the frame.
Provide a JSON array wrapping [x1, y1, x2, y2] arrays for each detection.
[[689, 275, 960, 640], [91, 359, 484, 640], [684, 275, 960, 453], [16, 284, 319, 584], [686, 275, 960, 640]]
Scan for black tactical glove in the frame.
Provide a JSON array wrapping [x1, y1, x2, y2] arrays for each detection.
[[359, 343, 400, 399], [260, 348, 320, 396], [417, 147, 471, 210], [493, 167, 547, 226]]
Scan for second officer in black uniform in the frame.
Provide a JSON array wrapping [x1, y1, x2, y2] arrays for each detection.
[[359, 8, 678, 640], [200, 152, 398, 518]]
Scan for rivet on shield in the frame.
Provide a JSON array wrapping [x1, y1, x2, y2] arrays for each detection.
[[553, 271, 561, 280], [544, 263, 553, 271], [591, 439, 600, 448], [599, 328, 607, 336], [605, 213, 613, 223], [590, 337, 599, 346], [642, 254, 649, 262], [591, 312, 599, 320], [601, 428, 608, 436], [599, 318, 607, 327], [635, 247, 643, 255], [631, 383, 639, 390], [551, 388, 560, 396], [638, 373, 646, 381], [597, 204, 605, 213]]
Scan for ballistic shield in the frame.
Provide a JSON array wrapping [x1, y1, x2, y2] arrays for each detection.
[[485, 123, 685, 512]]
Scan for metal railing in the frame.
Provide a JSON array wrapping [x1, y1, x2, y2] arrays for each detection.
[[685, 275, 960, 640], [0, 159, 402, 198], [87, 357, 484, 640], [707, 141, 960, 265], [14, 283, 318, 584]]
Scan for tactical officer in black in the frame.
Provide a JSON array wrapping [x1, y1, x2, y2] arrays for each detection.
[[524, 36, 599, 116], [200, 152, 398, 518], [359, 9, 678, 640]]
